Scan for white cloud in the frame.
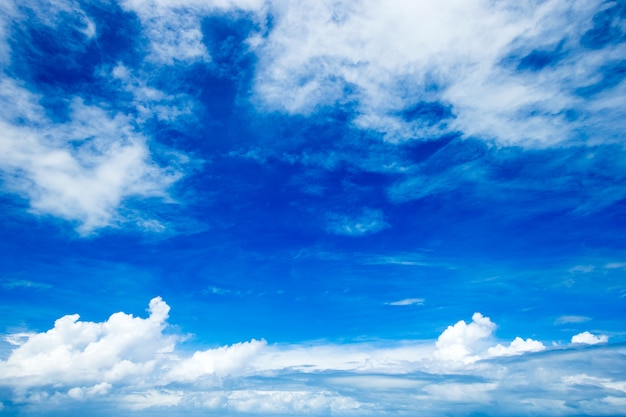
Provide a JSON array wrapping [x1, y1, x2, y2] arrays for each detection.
[[0, 1, 192, 234], [165, 339, 266, 383], [386, 298, 424, 306], [0, 79, 181, 234], [111, 64, 196, 123], [434, 312, 496, 364], [251, 0, 624, 147], [118, 0, 266, 64], [571, 331, 608, 345], [326, 208, 389, 236], [0, 297, 176, 388], [487, 337, 545, 357], [4, 332, 36, 346], [1, 300, 624, 416]]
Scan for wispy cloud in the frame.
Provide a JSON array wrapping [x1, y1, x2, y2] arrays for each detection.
[[1, 279, 51, 291], [0, 0, 188, 234], [0, 92, 182, 234], [118, 0, 266, 64], [252, 0, 625, 147], [386, 298, 424, 306], [555, 315, 592, 325], [326, 208, 389, 236]]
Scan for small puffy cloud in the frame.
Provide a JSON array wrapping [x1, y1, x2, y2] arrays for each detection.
[[386, 298, 424, 306], [571, 331, 608, 345], [555, 315, 591, 325], [326, 208, 389, 236], [487, 337, 545, 357], [434, 312, 496, 364]]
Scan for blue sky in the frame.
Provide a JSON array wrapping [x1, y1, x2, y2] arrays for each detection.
[[0, 0, 625, 415]]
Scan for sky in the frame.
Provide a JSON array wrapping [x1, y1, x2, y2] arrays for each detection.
[[0, 0, 625, 415]]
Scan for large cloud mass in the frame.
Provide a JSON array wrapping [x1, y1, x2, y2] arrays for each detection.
[[0, 298, 623, 416]]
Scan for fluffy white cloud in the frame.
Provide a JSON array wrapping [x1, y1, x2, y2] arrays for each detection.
[[434, 312, 496, 364], [0, 300, 623, 416], [487, 337, 545, 357], [0, 297, 175, 388], [571, 331, 608, 345]]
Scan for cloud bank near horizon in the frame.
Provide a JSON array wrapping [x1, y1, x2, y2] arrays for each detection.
[[0, 298, 619, 416]]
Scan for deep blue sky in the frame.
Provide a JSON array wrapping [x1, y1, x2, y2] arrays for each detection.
[[0, 0, 625, 416]]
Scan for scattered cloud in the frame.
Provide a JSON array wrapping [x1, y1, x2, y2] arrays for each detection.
[[118, 0, 266, 64], [252, 0, 626, 147], [571, 331, 608, 345], [0, 0, 192, 234]]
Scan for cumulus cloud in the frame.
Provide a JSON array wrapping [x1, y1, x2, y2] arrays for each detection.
[[0, 297, 175, 388], [571, 331, 608, 345], [434, 312, 496, 364], [0, 300, 624, 416], [487, 337, 545, 357]]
